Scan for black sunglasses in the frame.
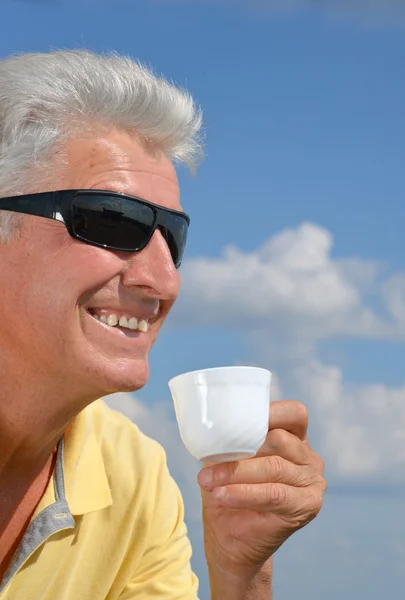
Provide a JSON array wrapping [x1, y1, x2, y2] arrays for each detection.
[[0, 189, 190, 268]]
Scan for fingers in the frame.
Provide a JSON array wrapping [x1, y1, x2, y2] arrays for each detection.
[[199, 430, 323, 491], [210, 481, 326, 517], [197, 399, 326, 521], [198, 455, 317, 492], [269, 400, 308, 441], [256, 428, 314, 465]]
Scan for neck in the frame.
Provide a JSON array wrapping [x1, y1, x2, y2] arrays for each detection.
[[0, 444, 58, 581], [0, 381, 70, 543], [0, 362, 97, 482], [0, 358, 100, 576]]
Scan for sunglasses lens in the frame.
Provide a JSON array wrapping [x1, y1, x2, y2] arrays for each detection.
[[158, 213, 188, 268], [71, 193, 189, 268], [72, 193, 156, 251]]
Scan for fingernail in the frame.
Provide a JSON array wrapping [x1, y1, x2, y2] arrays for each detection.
[[198, 468, 213, 489], [213, 486, 226, 500]]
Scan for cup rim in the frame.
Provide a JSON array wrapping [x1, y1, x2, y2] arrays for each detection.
[[168, 365, 271, 386]]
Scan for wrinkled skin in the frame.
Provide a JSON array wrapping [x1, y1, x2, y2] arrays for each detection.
[[198, 400, 326, 589], [0, 126, 326, 595], [0, 127, 182, 427], [0, 127, 182, 574]]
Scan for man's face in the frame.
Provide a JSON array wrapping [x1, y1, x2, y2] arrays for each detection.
[[0, 128, 182, 400]]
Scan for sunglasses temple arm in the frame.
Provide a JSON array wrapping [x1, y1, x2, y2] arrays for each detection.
[[0, 192, 56, 218]]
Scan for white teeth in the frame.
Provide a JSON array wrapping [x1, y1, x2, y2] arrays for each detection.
[[90, 311, 148, 332], [138, 319, 148, 333], [107, 314, 118, 327], [128, 317, 138, 330], [119, 316, 128, 328]]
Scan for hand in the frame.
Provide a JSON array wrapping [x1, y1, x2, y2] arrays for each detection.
[[198, 400, 326, 578]]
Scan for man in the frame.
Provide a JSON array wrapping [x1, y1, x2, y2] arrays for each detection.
[[0, 50, 326, 599]]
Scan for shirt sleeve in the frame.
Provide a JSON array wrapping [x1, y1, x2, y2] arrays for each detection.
[[118, 445, 200, 600]]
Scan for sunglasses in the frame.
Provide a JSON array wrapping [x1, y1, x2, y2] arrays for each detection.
[[0, 189, 190, 268]]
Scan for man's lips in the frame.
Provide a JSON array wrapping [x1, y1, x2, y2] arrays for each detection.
[[84, 309, 152, 349], [86, 306, 159, 333]]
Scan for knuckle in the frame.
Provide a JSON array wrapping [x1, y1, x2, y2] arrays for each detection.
[[267, 455, 284, 481], [269, 483, 287, 506], [309, 487, 326, 517], [268, 427, 290, 448], [320, 475, 328, 493], [317, 456, 326, 474], [311, 495, 324, 518], [298, 466, 313, 487], [313, 473, 327, 489], [306, 471, 327, 492], [308, 451, 325, 474], [314, 455, 325, 475], [240, 483, 251, 503], [213, 462, 237, 486]]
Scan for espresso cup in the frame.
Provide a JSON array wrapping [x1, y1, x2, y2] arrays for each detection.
[[168, 366, 271, 463]]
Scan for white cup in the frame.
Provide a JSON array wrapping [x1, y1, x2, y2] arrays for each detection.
[[168, 366, 271, 463]]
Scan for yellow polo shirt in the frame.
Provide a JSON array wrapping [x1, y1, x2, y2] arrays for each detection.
[[0, 400, 199, 599]]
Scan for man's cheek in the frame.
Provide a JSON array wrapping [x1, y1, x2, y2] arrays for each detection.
[[149, 324, 163, 347]]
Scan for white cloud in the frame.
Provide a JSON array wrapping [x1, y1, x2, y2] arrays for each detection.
[[291, 359, 405, 482], [103, 222, 405, 485], [102, 391, 405, 599], [383, 274, 405, 323], [102, 369, 405, 488], [102, 367, 282, 515], [170, 222, 405, 483], [174, 222, 404, 342], [102, 381, 405, 600], [103, 221, 405, 598]]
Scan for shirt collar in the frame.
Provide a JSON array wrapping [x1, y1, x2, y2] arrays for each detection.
[[62, 402, 113, 515]]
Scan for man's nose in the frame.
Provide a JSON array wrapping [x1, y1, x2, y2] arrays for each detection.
[[120, 229, 181, 298]]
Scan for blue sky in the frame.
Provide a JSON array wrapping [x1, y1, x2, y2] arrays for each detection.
[[2, 1, 405, 598]]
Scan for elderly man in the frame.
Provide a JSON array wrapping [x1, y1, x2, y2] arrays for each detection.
[[0, 50, 326, 599]]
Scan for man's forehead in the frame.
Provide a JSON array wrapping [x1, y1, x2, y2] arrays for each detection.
[[63, 130, 178, 180], [54, 129, 181, 210]]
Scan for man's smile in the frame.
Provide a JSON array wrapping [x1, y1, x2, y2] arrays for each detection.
[[84, 307, 156, 346], [87, 307, 151, 333]]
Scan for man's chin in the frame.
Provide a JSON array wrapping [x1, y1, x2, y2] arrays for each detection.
[[107, 362, 149, 394], [111, 378, 148, 394], [83, 357, 150, 399]]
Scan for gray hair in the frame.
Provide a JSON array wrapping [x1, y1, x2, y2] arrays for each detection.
[[0, 49, 203, 240]]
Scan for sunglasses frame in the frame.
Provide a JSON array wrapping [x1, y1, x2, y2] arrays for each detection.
[[0, 189, 190, 266]]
